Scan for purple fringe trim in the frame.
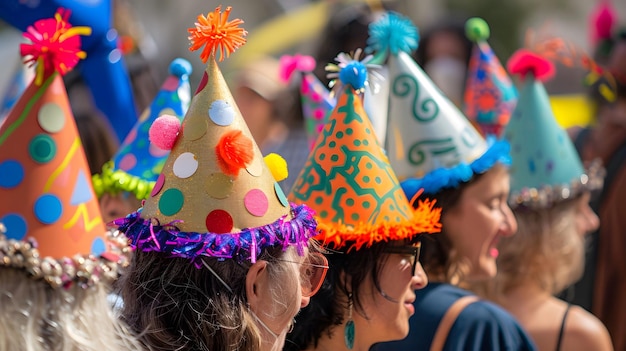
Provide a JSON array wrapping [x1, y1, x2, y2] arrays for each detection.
[[114, 203, 318, 265]]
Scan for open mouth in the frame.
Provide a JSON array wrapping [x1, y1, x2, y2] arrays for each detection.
[[488, 237, 500, 258], [404, 298, 415, 315]]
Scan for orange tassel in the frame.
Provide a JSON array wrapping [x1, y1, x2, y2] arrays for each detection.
[[187, 6, 247, 63], [215, 130, 253, 177]]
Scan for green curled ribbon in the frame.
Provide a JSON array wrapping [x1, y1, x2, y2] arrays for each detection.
[[92, 161, 156, 200]]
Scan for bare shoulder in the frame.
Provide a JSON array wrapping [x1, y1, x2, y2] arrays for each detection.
[[561, 305, 614, 351]]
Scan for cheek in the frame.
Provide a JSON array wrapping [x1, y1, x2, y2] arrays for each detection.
[[447, 210, 496, 251]]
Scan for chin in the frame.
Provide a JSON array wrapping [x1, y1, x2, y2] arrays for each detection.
[[469, 259, 497, 282]]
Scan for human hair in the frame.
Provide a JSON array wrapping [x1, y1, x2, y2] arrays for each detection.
[[74, 111, 119, 176], [120, 246, 301, 351], [0, 267, 142, 351], [417, 164, 507, 285], [414, 16, 473, 68], [492, 196, 585, 297], [284, 240, 396, 351]]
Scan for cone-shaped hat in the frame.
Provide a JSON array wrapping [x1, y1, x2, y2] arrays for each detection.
[[367, 12, 511, 199], [504, 50, 604, 209], [463, 17, 518, 138], [0, 9, 129, 288], [92, 58, 192, 200], [289, 54, 441, 251], [116, 6, 317, 263]]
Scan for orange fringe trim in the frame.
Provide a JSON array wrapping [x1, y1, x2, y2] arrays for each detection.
[[314, 198, 442, 252]]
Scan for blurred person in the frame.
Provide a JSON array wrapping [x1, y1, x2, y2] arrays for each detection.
[[116, 8, 323, 351], [0, 11, 139, 350], [285, 55, 442, 351], [232, 56, 291, 152], [567, 28, 626, 351], [477, 48, 611, 351], [369, 12, 536, 350], [74, 110, 119, 176], [416, 16, 473, 109]]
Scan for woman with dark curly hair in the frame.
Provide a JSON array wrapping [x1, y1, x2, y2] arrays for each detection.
[[285, 53, 442, 351]]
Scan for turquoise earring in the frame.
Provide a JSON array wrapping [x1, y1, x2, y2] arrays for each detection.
[[344, 293, 355, 349]]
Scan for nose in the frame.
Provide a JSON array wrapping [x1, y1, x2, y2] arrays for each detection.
[[300, 295, 311, 308], [411, 262, 428, 290], [500, 204, 518, 237], [580, 203, 600, 235]]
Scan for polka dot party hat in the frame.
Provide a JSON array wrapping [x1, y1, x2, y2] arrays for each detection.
[[463, 18, 518, 138], [92, 58, 192, 201], [116, 6, 317, 264], [367, 12, 511, 199], [289, 54, 441, 251], [0, 9, 130, 288], [279, 54, 335, 150], [504, 50, 604, 209]]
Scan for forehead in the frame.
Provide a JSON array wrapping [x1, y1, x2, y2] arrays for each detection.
[[460, 166, 510, 200]]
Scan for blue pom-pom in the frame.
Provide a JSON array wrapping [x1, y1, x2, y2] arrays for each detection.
[[169, 58, 193, 78], [367, 12, 419, 56], [339, 61, 368, 90]]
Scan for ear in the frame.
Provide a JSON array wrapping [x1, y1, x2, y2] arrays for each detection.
[[339, 270, 352, 292], [245, 260, 269, 312]]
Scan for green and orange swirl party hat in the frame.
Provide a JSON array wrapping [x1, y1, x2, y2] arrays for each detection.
[[289, 53, 441, 251], [0, 9, 129, 288], [116, 6, 317, 264]]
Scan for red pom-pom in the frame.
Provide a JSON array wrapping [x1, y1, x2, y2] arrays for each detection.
[[149, 114, 181, 150], [215, 130, 254, 176], [279, 54, 316, 82], [590, 1, 617, 44], [507, 49, 555, 82]]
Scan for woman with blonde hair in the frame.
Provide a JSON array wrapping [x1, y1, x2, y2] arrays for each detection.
[[0, 10, 140, 350], [478, 49, 612, 351], [285, 53, 442, 351], [117, 7, 325, 351]]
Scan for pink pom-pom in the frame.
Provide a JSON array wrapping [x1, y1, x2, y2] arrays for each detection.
[[507, 49, 555, 82], [149, 114, 181, 150], [279, 54, 316, 82]]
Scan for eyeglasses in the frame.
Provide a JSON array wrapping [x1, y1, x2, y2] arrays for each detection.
[[382, 242, 421, 275], [280, 252, 329, 298], [201, 252, 329, 298]]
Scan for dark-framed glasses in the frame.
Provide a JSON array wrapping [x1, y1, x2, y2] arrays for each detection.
[[382, 242, 421, 274]]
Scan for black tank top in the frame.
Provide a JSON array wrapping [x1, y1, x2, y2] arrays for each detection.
[[555, 303, 572, 351]]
